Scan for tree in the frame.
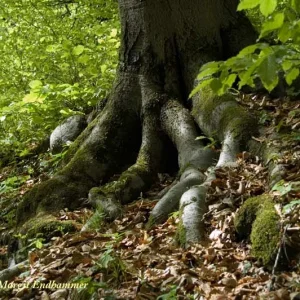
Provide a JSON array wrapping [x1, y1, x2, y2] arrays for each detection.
[[16, 0, 275, 254]]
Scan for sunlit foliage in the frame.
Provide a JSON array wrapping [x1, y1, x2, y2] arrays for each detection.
[[0, 0, 119, 158], [193, 0, 300, 97]]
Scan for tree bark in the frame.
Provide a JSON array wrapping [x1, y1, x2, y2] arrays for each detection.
[[16, 0, 258, 248]]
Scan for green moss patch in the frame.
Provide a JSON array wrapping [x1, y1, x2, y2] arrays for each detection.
[[145, 215, 156, 230], [175, 221, 186, 247], [20, 214, 77, 241], [250, 203, 281, 265], [234, 194, 281, 265], [192, 86, 257, 143], [175, 208, 186, 247], [234, 195, 271, 238]]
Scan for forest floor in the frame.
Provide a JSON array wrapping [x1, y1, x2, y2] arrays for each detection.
[[0, 93, 300, 299]]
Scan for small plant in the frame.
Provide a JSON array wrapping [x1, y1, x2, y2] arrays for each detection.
[[283, 199, 300, 214], [0, 175, 31, 195], [272, 180, 300, 196], [157, 285, 177, 300], [14, 233, 45, 251], [71, 275, 108, 299], [95, 245, 127, 284], [195, 135, 218, 149]]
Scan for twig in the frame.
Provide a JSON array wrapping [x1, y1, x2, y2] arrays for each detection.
[[268, 225, 288, 291]]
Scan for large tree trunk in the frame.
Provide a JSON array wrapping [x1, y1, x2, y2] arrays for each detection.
[[16, 0, 258, 247]]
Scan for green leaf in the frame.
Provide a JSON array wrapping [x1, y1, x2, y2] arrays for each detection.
[[283, 199, 300, 213], [197, 67, 220, 79], [78, 55, 90, 64], [238, 61, 258, 88], [286, 68, 299, 85], [260, 0, 277, 17], [278, 23, 291, 43], [35, 240, 44, 249], [189, 78, 214, 98], [99, 250, 114, 269], [19, 149, 31, 157], [282, 60, 293, 71], [72, 45, 85, 56], [29, 80, 43, 89], [272, 180, 294, 196], [238, 43, 268, 56], [257, 53, 279, 92], [100, 65, 107, 73], [238, 44, 259, 56], [210, 78, 222, 94], [237, 0, 260, 11], [260, 13, 284, 38], [23, 93, 44, 103], [199, 61, 220, 71], [46, 44, 58, 53], [60, 109, 69, 115], [291, 0, 300, 13], [110, 28, 118, 37], [222, 73, 237, 88]]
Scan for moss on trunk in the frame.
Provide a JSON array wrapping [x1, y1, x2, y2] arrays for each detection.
[[192, 86, 258, 144]]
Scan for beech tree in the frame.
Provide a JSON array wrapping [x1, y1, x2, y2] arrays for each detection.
[[16, 0, 272, 249]]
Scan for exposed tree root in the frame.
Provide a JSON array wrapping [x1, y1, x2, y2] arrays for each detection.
[[177, 135, 239, 247], [216, 132, 240, 167], [16, 83, 260, 253], [150, 167, 206, 225], [10, 0, 283, 273], [178, 185, 208, 245], [149, 99, 217, 225], [16, 75, 141, 225], [82, 76, 166, 229], [161, 90, 258, 247], [0, 260, 28, 282], [263, 143, 286, 188]]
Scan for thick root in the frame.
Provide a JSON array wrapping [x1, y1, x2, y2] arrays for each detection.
[[149, 99, 216, 225], [216, 132, 240, 168], [262, 142, 286, 188], [155, 92, 255, 245], [177, 133, 241, 246], [175, 168, 216, 247], [83, 76, 166, 229], [149, 166, 205, 224], [16, 74, 141, 226], [16, 174, 95, 225], [177, 185, 208, 246], [160, 99, 217, 170], [0, 260, 28, 282], [192, 87, 257, 151], [86, 163, 153, 224]]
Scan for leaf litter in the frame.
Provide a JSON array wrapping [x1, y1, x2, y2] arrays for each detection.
[[0, 94, 300, 299]]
